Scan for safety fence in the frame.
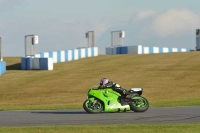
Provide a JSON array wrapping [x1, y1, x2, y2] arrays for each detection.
[[34, 47, 98, 63], [21, 58, 53, 70], [21, 47, 98, 70], [0, 61, 6, 75], [106, 45, 190, 55]]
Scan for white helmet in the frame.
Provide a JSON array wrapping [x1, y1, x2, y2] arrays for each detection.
[[100, 78, 109, 86]]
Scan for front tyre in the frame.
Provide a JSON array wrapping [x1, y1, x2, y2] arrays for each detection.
[[83, 99, 104, 114], [129, 96, 149, 112]]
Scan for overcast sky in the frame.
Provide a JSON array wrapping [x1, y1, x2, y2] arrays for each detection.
[[0, 0, 200, 56]]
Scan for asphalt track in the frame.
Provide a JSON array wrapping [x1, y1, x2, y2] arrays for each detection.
[[0, 106, 199, 127]]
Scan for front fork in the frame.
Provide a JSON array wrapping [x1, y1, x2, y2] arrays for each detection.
[[87, 97, 98, 108]]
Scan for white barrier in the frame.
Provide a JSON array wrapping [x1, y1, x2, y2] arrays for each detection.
[[21, 57, 53, 70], [34, 47, 98, 63], [106, 45, 190, 55], [21, 47, 98, 70]]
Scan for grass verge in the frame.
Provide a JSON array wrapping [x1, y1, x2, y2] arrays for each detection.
[[0, 52, 200, 110], [0, 123, 200, 133]]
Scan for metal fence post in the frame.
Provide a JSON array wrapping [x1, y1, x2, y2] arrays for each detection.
[[86, 31, 95, 47], [25, 35, 38, 57], [111, 30, 125, 47], [196, 29, 200, 51]]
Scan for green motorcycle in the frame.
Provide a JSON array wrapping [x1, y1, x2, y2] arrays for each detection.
[[83, 85, 149, 114]]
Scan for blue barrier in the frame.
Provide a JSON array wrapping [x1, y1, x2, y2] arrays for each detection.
[[34, 47, 98, 63], [21, 58, 27, 70], [21, 58, 53, 70], [22, 47, 98, 70], [0, 61, 6, 75], [39, 58, 53, 70], [106, 45, 190, 55], [121, 47, 128, 54]]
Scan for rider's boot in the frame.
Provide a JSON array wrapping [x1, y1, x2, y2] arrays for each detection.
[[124, 91, 133, 99], [116, 87, 134, 99]]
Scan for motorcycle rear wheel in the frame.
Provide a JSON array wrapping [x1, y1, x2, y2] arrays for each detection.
[[129, 96, 149, 112], [83, 99, 104, 114]]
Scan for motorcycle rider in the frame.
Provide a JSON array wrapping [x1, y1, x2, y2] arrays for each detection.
[[98, 78, 133, 99]]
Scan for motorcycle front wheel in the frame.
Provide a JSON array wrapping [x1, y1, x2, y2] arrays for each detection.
[[129, 96, 149, 112], [83, 99, 104, 114]]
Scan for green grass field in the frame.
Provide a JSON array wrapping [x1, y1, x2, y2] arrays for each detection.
[[0, 123, 200, 133], [0, 52, 200, 132], [0, 52, 200, 110]]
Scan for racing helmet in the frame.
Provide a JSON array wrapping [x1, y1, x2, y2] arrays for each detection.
[[100, 78, 109, 86]]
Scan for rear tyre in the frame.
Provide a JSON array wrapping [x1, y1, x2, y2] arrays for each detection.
[[83, 99, 104, 114], [129, 96, 149, 112]]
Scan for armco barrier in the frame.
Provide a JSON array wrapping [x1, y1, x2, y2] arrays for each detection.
[[142, 46, 189, 54], [21, 58, 26, 70], [21, 57, 53, 70], [106, 45, 190, 55], [34, 47, 98, 63], [0, 61, 6, 75], [21, 47, 98, 70], [39, 58, 53, 70]]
